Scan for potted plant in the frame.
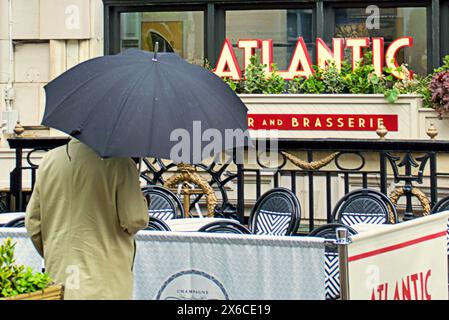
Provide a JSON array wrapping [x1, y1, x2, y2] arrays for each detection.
[[0, 238, 63, 300]]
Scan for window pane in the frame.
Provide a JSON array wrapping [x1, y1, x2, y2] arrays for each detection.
[[120, 12, 204, 65], [334, 7, 427, 74], [226, 9, 313, 70]]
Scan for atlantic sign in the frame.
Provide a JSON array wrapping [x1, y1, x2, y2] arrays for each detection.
[[214, 37, 413, 80], [214, 37, 416, 135]]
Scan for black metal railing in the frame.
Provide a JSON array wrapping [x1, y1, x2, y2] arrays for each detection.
[[233, 138, 449, 232], [4, 137, 449, 234]]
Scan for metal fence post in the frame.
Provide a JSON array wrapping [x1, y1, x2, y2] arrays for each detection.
[[336, 228, 351, 300]]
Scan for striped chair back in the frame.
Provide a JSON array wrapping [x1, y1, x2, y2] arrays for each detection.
[[249, 188, 301, 236], [142, 186, 185, 221], [332, 189, 397, 227], [309, 223, 358, 300]]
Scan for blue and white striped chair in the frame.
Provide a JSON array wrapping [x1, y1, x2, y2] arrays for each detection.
[[249, 188, 301, 236], [332, 189, 398, 227], [309, 223, 358, 300], [142, 186, 185, 221]]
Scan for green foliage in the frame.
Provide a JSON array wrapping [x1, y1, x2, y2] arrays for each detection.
[[434, 55, 449, 74], [287, 77, 304, 94], [244, 55, 267, 94], [223, 77, 238, 91], [300, 66, 325, 94], [264, 64, 285, 94], [215, 52, 449, 109], [322, 62, 346, 94], [0, 238, 52, 298]]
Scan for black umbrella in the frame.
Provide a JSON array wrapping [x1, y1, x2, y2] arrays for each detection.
[[42, 49, 248, 163]]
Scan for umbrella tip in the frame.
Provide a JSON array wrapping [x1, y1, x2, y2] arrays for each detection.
[[153, 42, 159, 62]]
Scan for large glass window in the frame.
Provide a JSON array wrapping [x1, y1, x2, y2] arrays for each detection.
[[334, 7, 427, 74], [120, 11, 204, 65], [226, 9, 313, 70]]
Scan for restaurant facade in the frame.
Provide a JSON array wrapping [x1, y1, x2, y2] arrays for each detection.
[[2, 0, 449, 223]]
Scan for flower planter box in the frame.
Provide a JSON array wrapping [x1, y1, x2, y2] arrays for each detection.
[[0, 284, 64, 300], [241, 94, 431, 140]]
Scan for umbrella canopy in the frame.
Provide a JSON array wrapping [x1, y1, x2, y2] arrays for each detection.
[[42, 49, 248, 163]]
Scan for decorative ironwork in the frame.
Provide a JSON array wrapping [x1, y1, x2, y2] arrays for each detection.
[[384, 152, 433, 220], [281, 151, 339, 170], [389, 187, 431, 216], [256, 151, 287, 170], [140, 158, 237, 219], [5, 137, 447, 229], [385, 152, 430, 185], [164, 164, 218, 217], [334, 152, 366, 171]]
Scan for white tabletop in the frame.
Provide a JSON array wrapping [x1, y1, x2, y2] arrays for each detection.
[[165, 218, 237, 232]]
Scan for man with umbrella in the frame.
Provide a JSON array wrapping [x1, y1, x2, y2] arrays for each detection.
[[25, 46, 248, 300]]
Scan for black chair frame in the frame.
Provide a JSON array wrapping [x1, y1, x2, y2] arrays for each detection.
[[249, 187, 301, 236], [146, 216, 171, 231], [431, 195, 449, 214], [332, 188, 398, 225], [198, 220, 252, 234]]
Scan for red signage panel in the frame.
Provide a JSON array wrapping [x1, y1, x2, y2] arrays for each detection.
[[248, 114, 398, 131]]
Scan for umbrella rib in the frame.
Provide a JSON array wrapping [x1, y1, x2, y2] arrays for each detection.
[[101, 64, 154, 157]]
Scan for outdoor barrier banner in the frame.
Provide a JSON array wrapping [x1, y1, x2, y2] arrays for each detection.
[[133, 231, 325, 300], [348, 211, 449, 300], [0, 229, 326, 300]]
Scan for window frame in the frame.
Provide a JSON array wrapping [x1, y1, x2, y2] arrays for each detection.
[[104, 0, 441, 72], [222, 6, 315, 67]]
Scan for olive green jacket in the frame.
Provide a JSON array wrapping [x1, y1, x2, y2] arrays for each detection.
[[25, 139, 149, 300]]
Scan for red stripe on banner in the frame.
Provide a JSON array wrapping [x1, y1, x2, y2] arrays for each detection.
[[247, 114, 398, 131], [348, 231, 447, 262]]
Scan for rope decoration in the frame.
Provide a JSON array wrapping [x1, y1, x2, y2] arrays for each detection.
[[164, 164, 218, 217], [389, 187, 431, 217], [281, 151, 340, 170]]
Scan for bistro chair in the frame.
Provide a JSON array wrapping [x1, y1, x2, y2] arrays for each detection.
[[309, 223, 358, 300], [146, 216, 171, 231], [142, 185, 185, 221], [332, 189, 398, 227], [198, 220, 252, 235], [3, 216, 25, 228], [249, 188, 301, 236], [430, 196, 449, 255]]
